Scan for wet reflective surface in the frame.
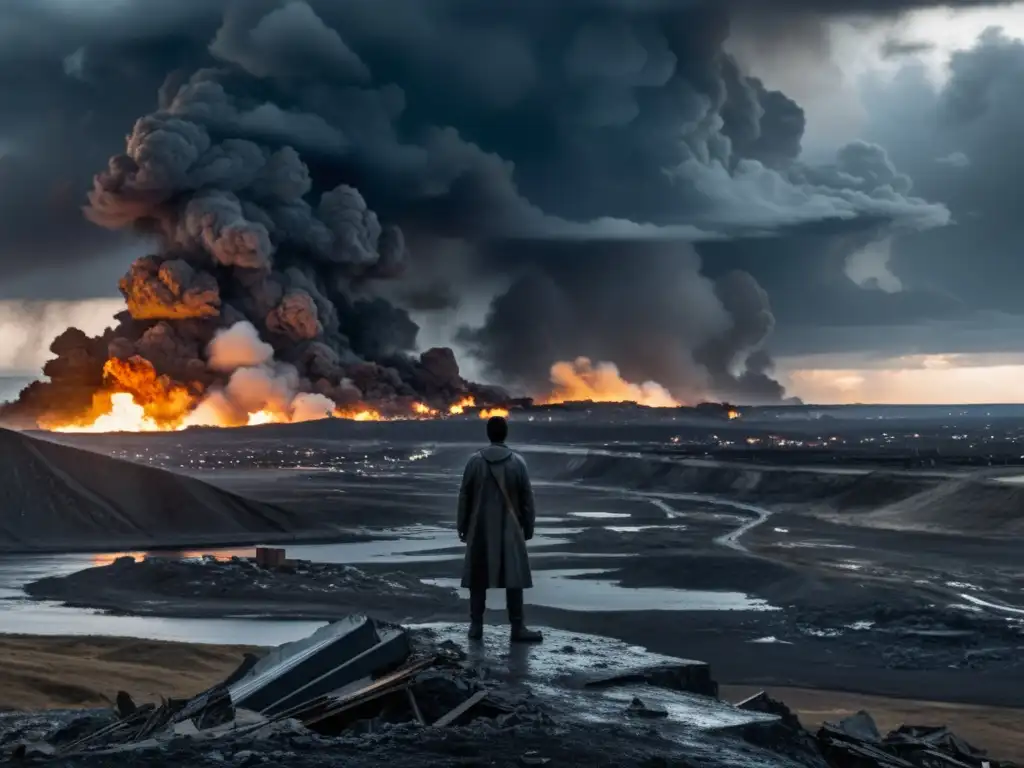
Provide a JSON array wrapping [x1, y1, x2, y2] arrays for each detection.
[[424, 570, 777, 612], [419, 622, 778, 733]]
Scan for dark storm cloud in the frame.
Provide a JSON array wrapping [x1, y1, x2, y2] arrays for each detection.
[[0, 0, 981, 406], [854, 26, 1024, 340]]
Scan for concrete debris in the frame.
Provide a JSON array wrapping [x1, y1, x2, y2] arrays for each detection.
[[736, 690, 1018, 768], [228, 615, 411, 716], [3, 618, 1016, 768], [5, 616, 542, 760], [580, 661, 719, 697]]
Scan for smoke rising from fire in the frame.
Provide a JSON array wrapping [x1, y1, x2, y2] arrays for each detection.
[[207, 322, 274, 372], [544, 358, 680, 408], [0, 0, 957, 424], [458, 243, 794, 405]]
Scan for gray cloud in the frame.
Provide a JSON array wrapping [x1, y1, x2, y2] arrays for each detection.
[[0, 0, 1000, 410], [855, 26, 1024, 331]]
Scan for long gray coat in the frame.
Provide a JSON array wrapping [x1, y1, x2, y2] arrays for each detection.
[[457, 443, 536, 590]]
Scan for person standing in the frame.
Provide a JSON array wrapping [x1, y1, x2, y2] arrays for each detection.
[[457, 415, 543, 643]]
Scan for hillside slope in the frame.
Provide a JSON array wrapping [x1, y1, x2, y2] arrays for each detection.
[[0, 429, 300, 551]]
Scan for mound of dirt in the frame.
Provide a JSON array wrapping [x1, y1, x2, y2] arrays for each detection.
[[0, 429, 300, 552], [845, 478, 1024, 536]]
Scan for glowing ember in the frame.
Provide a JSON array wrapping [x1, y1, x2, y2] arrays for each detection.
[[52, 393, 168, 434], [448, 396, 476, 415], [727, 409, 741, 420], [542, 357, 680, 408], [479, 408, 509, 419]]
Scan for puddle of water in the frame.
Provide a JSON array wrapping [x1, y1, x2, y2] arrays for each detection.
[[773, 527, 789, 533], [567, 512, 631, 519], [847, 620, 875, 630], [802, 627, 842, 638], [423, 569, 778, 613], [946, 581, 982, 591], [777, 541, 855, 550], [957, 593, 1024, 616], [282, 528, 573, 564], [0, 598, 324, 645], [605, 525, 687, 533]]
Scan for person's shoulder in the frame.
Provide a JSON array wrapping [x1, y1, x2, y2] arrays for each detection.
[[510, 450, 530, 468]]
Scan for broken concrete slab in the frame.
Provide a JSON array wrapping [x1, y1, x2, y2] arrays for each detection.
[[228, 615, 410, 716], [414, 622, 711, 692], [580, 662, 717, 698], [834, 710, 882, 743], [412, 622, 768, 736], [562, 682, 777, 732]]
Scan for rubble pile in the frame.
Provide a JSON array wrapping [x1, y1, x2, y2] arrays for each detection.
[[738, 692, 1018, 768], [6, 616, 550, 762], [2, 617, 1017, 767]]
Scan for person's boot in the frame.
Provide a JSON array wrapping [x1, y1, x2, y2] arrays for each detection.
[[506, 588, 543, 643], [468, 587, 486, 640]]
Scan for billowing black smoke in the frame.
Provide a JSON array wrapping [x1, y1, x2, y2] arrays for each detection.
[[0, 0, 954, 420], [456, 243, 789, 405]]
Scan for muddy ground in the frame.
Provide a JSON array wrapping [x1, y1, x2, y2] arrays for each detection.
[[25, 420, 1024, 714]]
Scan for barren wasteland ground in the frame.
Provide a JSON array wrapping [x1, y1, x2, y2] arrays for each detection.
[[5, 412, 1024, 760]]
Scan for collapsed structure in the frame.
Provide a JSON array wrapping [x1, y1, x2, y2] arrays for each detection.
[[6, 616, 1015, 768]]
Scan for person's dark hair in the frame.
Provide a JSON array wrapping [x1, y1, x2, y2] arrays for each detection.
[[486, 415, 508, 444]]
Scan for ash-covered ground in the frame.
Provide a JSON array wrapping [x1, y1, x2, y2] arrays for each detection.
[[25, 410, 1024, 712]]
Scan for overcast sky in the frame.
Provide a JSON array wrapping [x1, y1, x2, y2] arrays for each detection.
[[2, 0, 1024, 404]]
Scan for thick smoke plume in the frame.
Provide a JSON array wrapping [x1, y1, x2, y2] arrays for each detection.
[[0, 0, 957, 420], [458, 243, 794, 405], [2, 88, 501, 426]]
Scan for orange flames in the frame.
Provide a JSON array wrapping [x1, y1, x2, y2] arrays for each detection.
[[42, 355, 505, 433], [479, 408, 509, 419], [448, 396, 475, 415], [334, 406, 383, 422], [541, 357, 680, 408], [413, 402, 439, 417], [50, 357, 197, 433]]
